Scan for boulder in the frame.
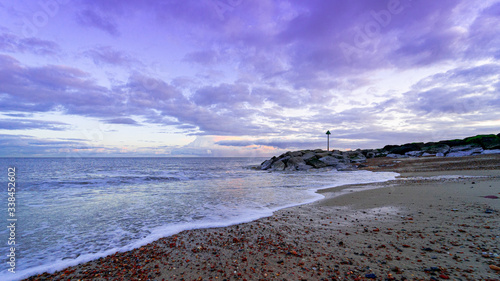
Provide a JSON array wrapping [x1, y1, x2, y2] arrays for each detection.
[[336, 163, 357, 171], [482, 149, 500, 154], [349, 154, 367, 163], [448, 144, 481, 153], [374, 150, 388, 157], [302, 152, 317, 161], [316, 152, 332, 158], [383, 143, 423, 155], [279, 156, 291, 163], [421, 143, 450, 155], [289, 151, 304, 157], [405, 150, 423, 157], [296, 164, 313, 170], [446, 146, 484, 157], [364, 150, 376, 158], [438, 139, 467, 147], [386, 154, 408, 158], [306, 158, 327, 168], [318, 156, 340, 166], [271, 160, 286, 171], [285, 157, 306, 171], [260, 158, 275, 170]]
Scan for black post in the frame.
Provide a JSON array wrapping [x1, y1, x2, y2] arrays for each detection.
[[326, 130, 331, 151]]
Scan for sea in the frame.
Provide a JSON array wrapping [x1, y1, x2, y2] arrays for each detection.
[[0, 157, 398, 280]]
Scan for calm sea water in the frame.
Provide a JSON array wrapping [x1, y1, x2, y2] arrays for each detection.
[[0, 157, 397, 280]]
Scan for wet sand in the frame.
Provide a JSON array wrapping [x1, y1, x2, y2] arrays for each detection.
[[25, 155, 500, 280]]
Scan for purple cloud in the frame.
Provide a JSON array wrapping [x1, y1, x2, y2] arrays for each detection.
[[0, 32, 60, 55], [103, 117, 140, 125], [406, 64, 500, 115], [84, 46, 135, 66], [76, 9, 120, 36], [0, 55, 123, 116], [191, 83, 251, 106], [0, 134, 87, 157], [464, 2, 500, 60], [0, 119, 68, 130], [216, 138, 324, 150]]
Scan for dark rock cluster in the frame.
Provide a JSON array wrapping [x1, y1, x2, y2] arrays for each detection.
[[364, 133, 500, 159], [260, 149, 364, 171], [261, 134, 500, 171]]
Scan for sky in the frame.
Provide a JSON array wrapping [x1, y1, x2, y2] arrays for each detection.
[[0, 0, 499, 157]]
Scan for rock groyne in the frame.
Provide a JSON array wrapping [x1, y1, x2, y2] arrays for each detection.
[[261, 133, 500, 171]]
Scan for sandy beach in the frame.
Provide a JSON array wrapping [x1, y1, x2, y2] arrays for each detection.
[[26, 155, 500, 280]]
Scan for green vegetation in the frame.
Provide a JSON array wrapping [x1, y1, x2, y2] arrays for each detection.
[[464, 134, 500, 149]]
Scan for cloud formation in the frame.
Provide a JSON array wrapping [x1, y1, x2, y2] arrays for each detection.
[[76, 9, 120, 36], [0, 33, 60, 55], [1, 0, 500, 156], [0, 119, 68, 130]]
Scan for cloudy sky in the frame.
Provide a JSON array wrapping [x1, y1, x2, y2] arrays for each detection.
[[1, 0, 499, 157]]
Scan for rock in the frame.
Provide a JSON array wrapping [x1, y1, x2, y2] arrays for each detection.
[[436, 152, 445, 157], [289, 151, 303, 157], [260, 158, 275, 170], [318, 156, 340, 166], [331, 150, 342, 155], [446, 146, 483, 157], [448, 144, 481, 152], [365, 151, 376, 158], [438, 139, 467, 147], [285, 157, 306, 171], [422, 152, 435, 157], [297, 164, 313, 171], [345, 151, 367, 163], [315, 152, 329, 158], [336, 163, 357, 171], [421, 143, 450, 155], [306, 158, 327, 168], [482, 149, 500, 154], [270, 160, 285, 171], [386, 154, 408, 158], [383, 143, 423, 155], [278, 155, 291, 163], [301, 152, 317, 161], [405, 150, 423, 157], [489, 264, 500, 271]]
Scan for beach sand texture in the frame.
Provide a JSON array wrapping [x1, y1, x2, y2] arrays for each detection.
[[26, 155, 500, 280]]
